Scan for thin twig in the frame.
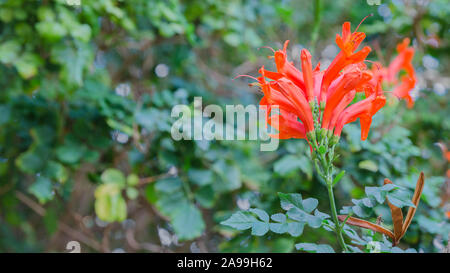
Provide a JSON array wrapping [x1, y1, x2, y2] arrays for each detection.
[[15, 191, 103, 252]]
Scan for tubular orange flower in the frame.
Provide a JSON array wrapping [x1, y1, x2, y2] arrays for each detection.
[[267, 109, 306, 139], [389, 38, 416, 108], [265, 40, 306, 92], [333, 74, 386, 141], [371, 38, 417, 108], [321, 70, 372, 130], [387, 38, 415, 82], [275, 78, 315, 132], [393, 75, 415, 108], [241, 19, 412, 143], [319, 20, 372, 105], [333, 83, 386, 140], [301, 49, 315, 103]]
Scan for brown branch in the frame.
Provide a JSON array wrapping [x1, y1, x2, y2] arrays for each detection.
[[15, 191, 103, 252]]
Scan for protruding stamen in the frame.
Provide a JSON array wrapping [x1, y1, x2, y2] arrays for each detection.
[[258, 46, 275, 53], [233, 75, 259, 81], [355, 14, 373, 32]]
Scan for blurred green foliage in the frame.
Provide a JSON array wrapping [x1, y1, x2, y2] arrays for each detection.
[[0, 0, 448, 252]]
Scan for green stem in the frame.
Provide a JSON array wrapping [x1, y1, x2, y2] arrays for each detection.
[[310, 0, 322, 54], [311, 143, 348, 252], [326, 180, 348, 252]]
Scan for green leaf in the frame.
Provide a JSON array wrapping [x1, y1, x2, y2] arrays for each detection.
[[14, 52, 42, 79], [269, 213, 305, 236], [358, 160, 378, 172], [333, 170, 345, 186], [249, 208, 269, 222], [302, 198, 319, 213], [16, 146, 47, 174], [271, 213, 286, 223], [212, 160, 241, 191], [287, 222, 305, 237], [221, 210, 270, 236], [155, 177, 182, 193], [194, 185, 215, 208], [56, 143, 85, 165], [274, 155, 303, 176], [126, 187, 139, 200], [172, 203, 205, 241], [50, 41, 92, 85], [71, 24, 92, 42], [295, 243, 335, 253], [36, 21, 67, 42], [101, 168, 126, 187], [278, 192, 303, 211], [221, 211, 258, 230], [188, 169, 213, 186], [44, 161, 68, 184], [287, 207, 323, 228], [278, 193, 323, 229], [251, 221, 269, 236], [365, 184, 396, 204], [155, 191, 189, 218], [29, 176, 54, 204], [126, 174, 139, 187], [94, 183, 127, 222], [0, 40, 21, 64], [269, 222, 288, 234], [136, 108, 171, 132], [106, 119, 133, 135], [387, 188, 415, 208], [365, 186, 385, 204], [145, 184, 157, 204], [224, 32, 240, 46]]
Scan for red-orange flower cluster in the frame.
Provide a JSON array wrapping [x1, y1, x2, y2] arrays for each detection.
[[254, 21, 388, 141], [371, 38, 417, 108]]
